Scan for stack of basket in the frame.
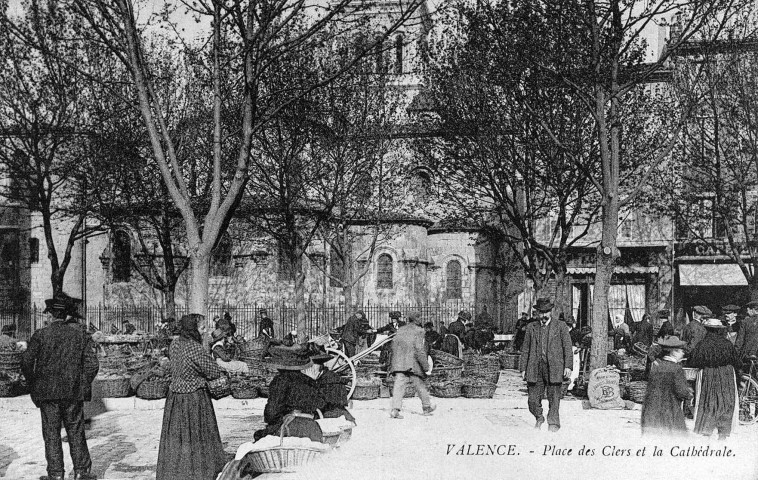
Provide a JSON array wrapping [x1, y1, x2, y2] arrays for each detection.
[[238, 336, 270, 369], [627, 381, 647, 403], [353, 377, 381, 400], [499, 351, 520, 370], [94, 373, 132, 398], [0, 345, 23, 397], [461, 379, 498, 399], [230, 374, 262, 399], [428, 350, 465, 398], [463, 353, 501, 385], [136, 376, 171, 400]]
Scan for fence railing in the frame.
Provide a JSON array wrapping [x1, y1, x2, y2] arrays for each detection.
[[0, 301, 509, 341]]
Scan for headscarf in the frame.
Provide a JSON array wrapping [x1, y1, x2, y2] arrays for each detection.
[[179, 313, 204, 344]]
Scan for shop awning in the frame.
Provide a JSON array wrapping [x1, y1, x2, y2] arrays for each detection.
[[678, 264, 748, 287], [567, 266, 659, 275]]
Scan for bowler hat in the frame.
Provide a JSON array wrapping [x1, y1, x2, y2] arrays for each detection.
[[533, 298, 554, 313], [657, 336, 686, 348], [389, 310, 401, 319], [693, 305, 712, 316], [702, 318, 726, 330], [722, 304, 740, 313]]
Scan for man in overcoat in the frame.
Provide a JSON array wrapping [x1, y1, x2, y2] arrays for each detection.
[[682, 305, 709, 353], [22, 295, 99, 480], [519, 298, 572, 432], [341, 310, 373, 358], [389, 310, 435, 419], [736, 301, 758, 360]]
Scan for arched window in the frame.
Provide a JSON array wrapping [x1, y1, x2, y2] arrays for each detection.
[[446, 260, 462, 300], [113, 230, 131, 282], [395, 35, 404, 74], [377, 253, 393, 289], [211, 234, 232, 276]]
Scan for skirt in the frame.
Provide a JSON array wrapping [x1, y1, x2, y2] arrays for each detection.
[[156, 388, 226, 480]]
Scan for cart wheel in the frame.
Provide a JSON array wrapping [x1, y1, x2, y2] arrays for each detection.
[[325, 347, 357, 400]]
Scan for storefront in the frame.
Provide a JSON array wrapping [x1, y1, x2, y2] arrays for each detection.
[[676, 263, 750, 317]]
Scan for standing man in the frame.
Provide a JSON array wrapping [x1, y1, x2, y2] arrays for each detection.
[[258, 309, 275, 338], [682, 305, 710, 353], [389, 311, 435, 419], [341, 310, 373, 358], [632, 314, 654, 348], [721, 304, 741, 344], [519, 298, 572, 432], [514, 312, 530, 352], [736, 300, 758, 360], [22, 295, 99, 480]]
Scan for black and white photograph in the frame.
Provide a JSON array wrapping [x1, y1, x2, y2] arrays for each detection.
[[1, 0, 758, 479]]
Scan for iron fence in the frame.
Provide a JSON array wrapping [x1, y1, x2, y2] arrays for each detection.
[[0, 301, 509, 341]]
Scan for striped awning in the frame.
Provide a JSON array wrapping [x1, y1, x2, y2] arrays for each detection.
[[567, 266, 659, 275], [678, 264, 748, 287]]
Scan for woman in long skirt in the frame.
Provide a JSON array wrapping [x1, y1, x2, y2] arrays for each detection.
[[157, 314, 226, 480], [687, 318, 742, 439]]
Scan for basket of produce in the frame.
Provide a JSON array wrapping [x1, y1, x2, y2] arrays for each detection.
[[428, 365, 463, 382], [461, 380, 497, 399], [682, 367, 699, 382], [353, 377, 381, 400], [94, 374, 132, 398], [430, 349, 464, 367], [430, 381, 462, 398], [0, 350, 22, 372], [239, 336, 270, 358], [137, 377, 171, 400], [241, 430, 329, 473], [499, 353, 520, 370], [230, 376, 261, 400], [627, 381, 648, 403], [208, 376, 231, 400]]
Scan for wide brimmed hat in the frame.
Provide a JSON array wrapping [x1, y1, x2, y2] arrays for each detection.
[[211, 328, 226, 342], [657, 336, 686, 348], [722, 304, 740, 313], [533, 298, 554, 313], [265, 346, 314, 371], [389, 310, 401, 319], [702, 318, 727, 330], [693, 305, 712, 316], [310, 353, 333, 365]]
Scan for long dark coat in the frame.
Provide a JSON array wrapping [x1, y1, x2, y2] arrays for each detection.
[[682, 321, 707, 353], [341, 314, 369, 346], [641, 359, 692, 435], [633, 319, 654, 347], [519, 320, 572, 384], [736, 315, 758, 359], [390, 323, 429, 377], [21, 321, 99, 406]]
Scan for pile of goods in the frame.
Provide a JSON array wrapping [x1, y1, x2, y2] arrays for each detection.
[[95, 345, 161, 398], [498, 351, 521, 370], [461, 377, 498, 399], [460, 352, 500, 399], [352, 376, 382, 400], [93, 372, 132, 398], [230, 374, 264, 400], [428, 349, 465, 398], [0, 339, 26, 397], [131, 359, 171, 400]]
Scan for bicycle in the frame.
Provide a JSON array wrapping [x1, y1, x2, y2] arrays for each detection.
[[738, 356, 758, 425]]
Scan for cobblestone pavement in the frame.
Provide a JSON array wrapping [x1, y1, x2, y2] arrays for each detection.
[[1, 371, 757, 480]]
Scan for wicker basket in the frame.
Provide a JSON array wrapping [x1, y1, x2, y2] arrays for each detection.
[[499, 353, 520, 370], [430, 382, 462, 398], [430, 349, 464, 367], [94, 376, 132, 398], [683, 368, 699, 382], [245, 426, 327, 473], [208, 376, 231, 400], [230, 376, 261, 399], [239, 336, 270, 358], [476, 371, 500, 384], [0, 350, 22, 372], [352, 384, 380, 400], [137, 378, 170, 400], [462, 382, 497, 399], [429, 365, 463, 382], [628, 381, 648, 403], [0, 379, 14, 397]]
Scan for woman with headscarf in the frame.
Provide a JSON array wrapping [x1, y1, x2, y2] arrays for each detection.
[[640, 336, 693, 436], [156, 314, 226, 480], [688, 318, 742, 439]]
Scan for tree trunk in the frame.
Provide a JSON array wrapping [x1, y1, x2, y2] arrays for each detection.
[[163, 286, 177, 320], [188, 254, 210, 315], [342, 283, 354, 312], [553, 267, 567, 320], [293, 253, 307, 344]]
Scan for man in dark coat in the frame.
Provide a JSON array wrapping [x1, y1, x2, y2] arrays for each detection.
[[632, 314, 655, 348], [721, 304, 740, 344], [514, 312, 530, 352], [519, 298, 573, 432], [682, 305, 710, 353], [22, 296, 99, 480], [736, 301, 758, 361], [341, 310, 373, 358], [258, 309, 275, 338], [424, 322, 443, 352], [389, 310, 434, 419]]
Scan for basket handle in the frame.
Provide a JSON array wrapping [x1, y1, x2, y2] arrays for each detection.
[[279, 414, 295, 447]]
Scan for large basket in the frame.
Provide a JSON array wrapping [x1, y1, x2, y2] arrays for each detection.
[[499, 353, 520, 370], [430, 349, 464, 367], [430, 382, 462, 398], [208, 376, 231, 400], [231, 376, 261, 399], [245, 425, 326, 473], [682, 368, 699, 382], [352, 384, 380, 400], [0, 350, 22, 372], [429, 366, 463, 382], [628, 381, 648, 403], [239, 336, 270, 359], [136, 377, 170, 400], [476, 371, 500, 384], [462, 382, 497, 399], [0, 379, 14, 397], [94, 375, 132, 398]]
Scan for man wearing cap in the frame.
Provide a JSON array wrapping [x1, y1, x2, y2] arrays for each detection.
[[376, 311, 404, 336], [389, 310, 435, 419], [682, 305, 710, 353], [721, 304, 741, 344], [341, 310, 373, 358], [519, 298, 573, 432], [22, 295, 99, 480], [736, 301, 758, 360]]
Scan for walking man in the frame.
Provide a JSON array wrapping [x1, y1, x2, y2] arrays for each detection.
[[22, 295, 99, 480], [519, 298, 572, 432], [682, 305, 710, 353], [389, 310, 435, 419]]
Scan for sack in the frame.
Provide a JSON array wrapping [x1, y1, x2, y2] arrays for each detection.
[[587, 367, 625, 410]]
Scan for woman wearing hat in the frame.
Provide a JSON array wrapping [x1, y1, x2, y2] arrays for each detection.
[[157, 314, 226, 480], [641, 336, 692, 436], [688, 318, 742, 439], [210, 328, 250, 374]]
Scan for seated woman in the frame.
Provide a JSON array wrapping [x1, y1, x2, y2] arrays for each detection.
[[311, 353, 356, 424], [253, 347, 327, 442], [210, 329, 249, 375]]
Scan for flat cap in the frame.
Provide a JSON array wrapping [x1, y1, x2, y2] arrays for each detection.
[[722, 304, 740, 313], [746, 300, 758, 309], [693, 305, 712, 316]]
